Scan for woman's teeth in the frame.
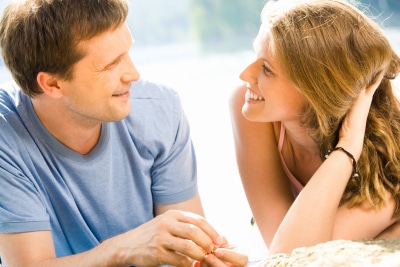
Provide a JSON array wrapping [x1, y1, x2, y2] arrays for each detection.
[[249, 91, 265, 101]]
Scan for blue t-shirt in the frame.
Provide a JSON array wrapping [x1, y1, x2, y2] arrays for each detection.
[[0, 79, 198, 257]]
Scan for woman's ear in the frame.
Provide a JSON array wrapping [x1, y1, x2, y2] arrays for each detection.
[[36, 72, 63, 98]]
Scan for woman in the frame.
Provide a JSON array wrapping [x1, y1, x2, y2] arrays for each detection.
[[230, 0, 400, 254]]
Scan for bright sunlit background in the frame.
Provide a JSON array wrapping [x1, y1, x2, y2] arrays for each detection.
[[0, 0, 399, 261]]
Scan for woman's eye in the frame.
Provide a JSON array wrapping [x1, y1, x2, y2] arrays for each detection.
[[262, 64, 272, 75]]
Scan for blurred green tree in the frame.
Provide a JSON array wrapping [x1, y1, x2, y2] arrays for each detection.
[[189, 0, 399, 51], [189, 0, 266, 51]]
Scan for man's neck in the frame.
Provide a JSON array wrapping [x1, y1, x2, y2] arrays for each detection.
[[31, 97, 102, 155]]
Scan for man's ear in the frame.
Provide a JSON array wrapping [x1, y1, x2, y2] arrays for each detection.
[[37, 72, 63, 98]]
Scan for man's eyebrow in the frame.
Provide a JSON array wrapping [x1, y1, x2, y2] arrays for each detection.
[[101, 38, 134, 70], [101, 53, 125, 70]]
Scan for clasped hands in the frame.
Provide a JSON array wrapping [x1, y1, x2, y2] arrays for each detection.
[[110, 210, 248, 267]]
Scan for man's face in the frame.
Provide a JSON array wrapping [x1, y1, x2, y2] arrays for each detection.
[[57, 23, 140, 126]]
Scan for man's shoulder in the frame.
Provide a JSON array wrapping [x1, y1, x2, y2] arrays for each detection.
[[122, 79, 185, 145], [0, 81, 22, 115], [0, 82, 30, 158], [130, 79, 179, 100]]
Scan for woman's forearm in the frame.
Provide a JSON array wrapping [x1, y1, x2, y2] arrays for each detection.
[[269, 149, 353, 254]]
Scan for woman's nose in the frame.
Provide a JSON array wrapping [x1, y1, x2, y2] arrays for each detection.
[[239, 61, 258, 84]]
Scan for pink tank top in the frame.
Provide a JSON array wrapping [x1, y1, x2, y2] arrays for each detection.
[[278, 123, 304, 197]]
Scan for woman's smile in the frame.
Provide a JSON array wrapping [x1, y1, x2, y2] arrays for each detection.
[[245, 89, 265, 103]]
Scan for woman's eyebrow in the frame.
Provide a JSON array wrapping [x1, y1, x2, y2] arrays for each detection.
[[262, 58, 276, 72]]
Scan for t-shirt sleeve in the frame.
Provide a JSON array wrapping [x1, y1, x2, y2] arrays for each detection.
[[0, 121, 50, 233], [150, 89, 198, 205]]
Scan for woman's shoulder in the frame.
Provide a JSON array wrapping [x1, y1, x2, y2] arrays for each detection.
[[272, 121, 282, 145]]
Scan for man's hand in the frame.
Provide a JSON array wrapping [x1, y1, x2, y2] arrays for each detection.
[[106, 210, 243, 267]]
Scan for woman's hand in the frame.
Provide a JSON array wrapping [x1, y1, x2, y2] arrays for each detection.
[[199, 238, 249, 267], [337, 73, 384, 160]]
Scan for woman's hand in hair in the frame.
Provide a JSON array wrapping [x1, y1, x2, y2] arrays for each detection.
[[337, 73, 384, 160]]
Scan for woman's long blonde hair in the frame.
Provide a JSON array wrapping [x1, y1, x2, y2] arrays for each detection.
[[262, 0, 400, 216]]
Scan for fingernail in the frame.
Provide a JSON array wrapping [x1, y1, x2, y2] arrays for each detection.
[[214, 249, 223, 257], [192, 261, 200, 267], [216, 236, 224, 246]]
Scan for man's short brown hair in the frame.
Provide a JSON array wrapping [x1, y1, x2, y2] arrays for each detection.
[[0, 0, 128, 97]]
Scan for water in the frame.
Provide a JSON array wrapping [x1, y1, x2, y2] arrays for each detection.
[[0, 29, 399, 261]]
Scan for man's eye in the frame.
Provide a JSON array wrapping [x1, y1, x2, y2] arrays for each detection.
[[103, 58, 123, 71]]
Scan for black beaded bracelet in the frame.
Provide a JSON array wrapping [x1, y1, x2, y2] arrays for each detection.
[[324, 147, 359, 178]]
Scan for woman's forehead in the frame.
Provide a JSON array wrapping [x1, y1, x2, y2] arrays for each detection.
[[253, 25, 275, 56]]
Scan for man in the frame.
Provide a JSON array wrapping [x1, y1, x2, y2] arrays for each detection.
[[0, 0, 248, 266]]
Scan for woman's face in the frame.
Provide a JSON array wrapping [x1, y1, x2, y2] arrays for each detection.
[[240, 27, 307, 123]]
